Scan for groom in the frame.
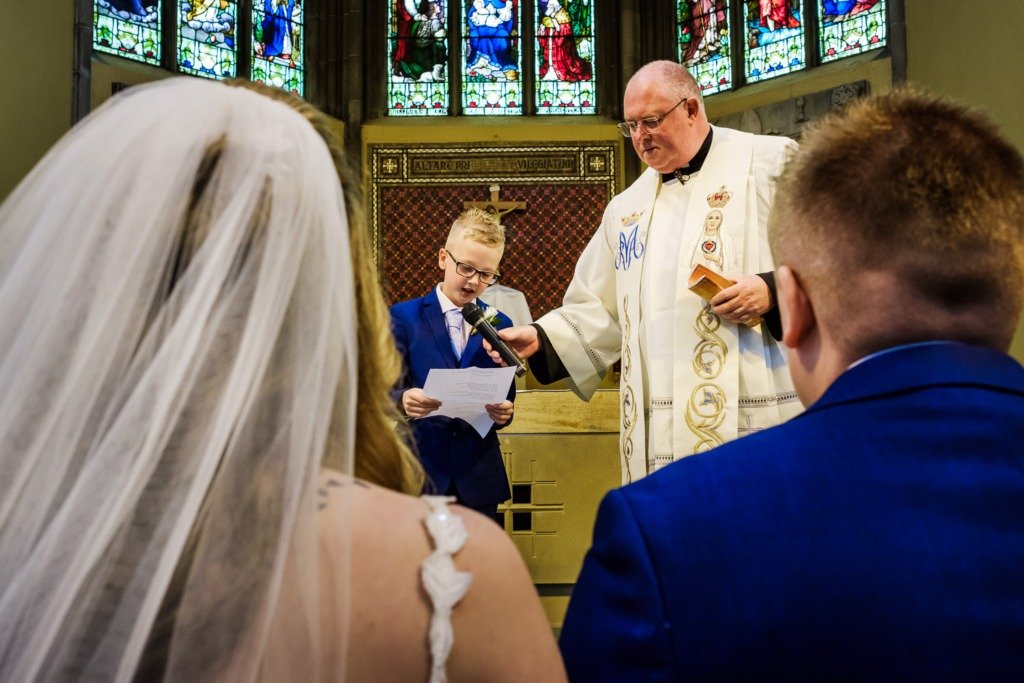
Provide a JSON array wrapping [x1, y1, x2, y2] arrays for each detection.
[[559, 89, 1024, 680]]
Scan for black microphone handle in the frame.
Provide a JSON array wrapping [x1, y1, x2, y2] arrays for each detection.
[[462, 305, 528, 377], [479, 318, 529, 377]]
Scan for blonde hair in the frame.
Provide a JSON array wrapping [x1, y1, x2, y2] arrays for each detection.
[[770, 88, 1024, 356], [447, 207, 506, 249], [229, 81, 424, 495]]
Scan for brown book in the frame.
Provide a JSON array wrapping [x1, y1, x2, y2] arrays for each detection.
[[687, 264, 761, 328]]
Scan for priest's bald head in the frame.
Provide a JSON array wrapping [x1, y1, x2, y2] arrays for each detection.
[[769, 89, 1024, 406], [621, 60, 710, 173]]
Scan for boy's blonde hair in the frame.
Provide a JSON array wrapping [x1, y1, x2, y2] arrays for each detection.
[[447, 207, 506, 249]]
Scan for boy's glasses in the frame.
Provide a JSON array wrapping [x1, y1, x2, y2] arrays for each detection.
[[445, 249, 500, 284], [617, 97, 690, 137]]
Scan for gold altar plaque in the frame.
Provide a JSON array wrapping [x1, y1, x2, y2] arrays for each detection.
[[497, 389, 621, 628]]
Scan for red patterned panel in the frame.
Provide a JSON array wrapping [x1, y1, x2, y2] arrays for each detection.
[[380, 183, 610, 318], [379, 185, 468, 304]]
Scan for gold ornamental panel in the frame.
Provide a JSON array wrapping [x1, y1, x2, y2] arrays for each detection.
[[497, 389, 620, 629]]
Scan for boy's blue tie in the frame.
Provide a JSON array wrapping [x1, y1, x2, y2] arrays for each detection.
[[445, 308, 465, 360]]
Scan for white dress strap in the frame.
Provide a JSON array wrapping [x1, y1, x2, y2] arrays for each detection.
[[421, 495, 473, 683]]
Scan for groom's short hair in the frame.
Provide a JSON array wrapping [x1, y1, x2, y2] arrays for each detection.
[[769, 88, 1024, 355]]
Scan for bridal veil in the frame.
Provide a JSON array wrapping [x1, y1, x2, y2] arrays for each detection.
[[0, 78, 357, 681]]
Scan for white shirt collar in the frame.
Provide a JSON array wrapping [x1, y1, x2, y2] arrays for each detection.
[[848, 340, 960, 370]]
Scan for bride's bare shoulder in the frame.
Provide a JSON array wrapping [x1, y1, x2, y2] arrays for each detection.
[[317, 471, 433, 563], [317, 471, 566, 682], [317, 470, 511, 558]]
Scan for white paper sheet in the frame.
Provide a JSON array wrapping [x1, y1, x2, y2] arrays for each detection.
[[421, 366, 518, 437]]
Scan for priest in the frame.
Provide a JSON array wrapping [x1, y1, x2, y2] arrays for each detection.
[[491, 60, 802, 483]]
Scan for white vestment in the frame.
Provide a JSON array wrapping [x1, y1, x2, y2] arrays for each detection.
[[536, 126, 803, 483], [485, 284, 534, 327]]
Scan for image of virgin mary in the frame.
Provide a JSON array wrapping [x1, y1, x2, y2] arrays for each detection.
[[466, 0, 517, 77]]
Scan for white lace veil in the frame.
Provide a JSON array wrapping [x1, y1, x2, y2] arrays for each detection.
[[0, 78, 355, 681]]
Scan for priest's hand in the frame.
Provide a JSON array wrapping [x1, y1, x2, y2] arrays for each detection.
[[711, 274, 771, 324], [486, 400, 514, 426], [402, 388, 441, 418], [483, 325, 541, 365]]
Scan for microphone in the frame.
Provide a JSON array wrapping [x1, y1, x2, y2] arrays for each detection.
[[461, 303, 528, 377]]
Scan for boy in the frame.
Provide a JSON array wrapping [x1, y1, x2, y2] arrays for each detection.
[[390, 208, 515, 521]]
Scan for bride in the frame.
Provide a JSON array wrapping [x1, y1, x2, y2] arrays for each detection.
[[0, 78, 565, 682]]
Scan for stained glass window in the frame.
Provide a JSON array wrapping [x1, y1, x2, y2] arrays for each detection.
[[386, 0, 599, 116], [463, 0, 522, 115], [743, 0, 806, 84], [94, 0, 161, 65], [178, 1, 238, 79], [678, 1, 731, 95], [252, 0, 305, 95], [535, 0, 596, 114], [389, 0, 451, 116], [819, 0, 886, 62]]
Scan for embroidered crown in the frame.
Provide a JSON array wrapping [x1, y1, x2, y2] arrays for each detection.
[[620, 211, 642, 226], [706, 186, 733, 208]]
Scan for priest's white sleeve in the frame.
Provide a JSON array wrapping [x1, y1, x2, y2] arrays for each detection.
[[535, 213, 622, 401]]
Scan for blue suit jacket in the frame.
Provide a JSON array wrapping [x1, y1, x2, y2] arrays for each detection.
[[390, 291, 514, 508], [560, 342, 1024, 681]]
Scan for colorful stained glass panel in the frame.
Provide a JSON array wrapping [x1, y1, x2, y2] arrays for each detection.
[[94, 0, 161, 65], [463, 0, 523, 115], [389, 0, 451, 116], [678, 1, 731, 95], [535, 0, 596, 115], [252, 0, 305, 95], [743, 0, 806, 84], [178, 0, 237, 79], [819, 0, 886, 63]]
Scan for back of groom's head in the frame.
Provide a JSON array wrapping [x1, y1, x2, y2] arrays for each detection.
[[769, 89, 1024, 403]]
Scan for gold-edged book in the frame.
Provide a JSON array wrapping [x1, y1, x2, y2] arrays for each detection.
[[687, 264, 761, 328]]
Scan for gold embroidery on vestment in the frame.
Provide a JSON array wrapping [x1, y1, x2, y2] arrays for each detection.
[[685, 383, 727, 453], [693, 304, 727, 379], [687, 303, 728, 452], [620, 295, 637, 483], [620, 211, 643, 226]]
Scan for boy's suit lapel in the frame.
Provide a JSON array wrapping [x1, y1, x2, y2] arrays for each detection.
[[422, 291, 458, 368]]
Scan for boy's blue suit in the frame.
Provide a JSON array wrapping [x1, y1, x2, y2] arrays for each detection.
[[390, 291, 514, 508], [560, 342, 1024, 681]]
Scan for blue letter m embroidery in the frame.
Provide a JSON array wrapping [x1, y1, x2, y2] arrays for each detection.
[[615, 224, 645, 271]]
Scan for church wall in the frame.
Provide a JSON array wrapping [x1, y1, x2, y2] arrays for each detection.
[[903, 0, 1024, 361], [90, 54, 171, 111], [0, 3, 74, 202], [704, 52, 892, 121], [904, 0, 1023, 153]]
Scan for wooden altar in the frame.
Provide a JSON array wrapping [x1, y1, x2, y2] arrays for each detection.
[[496, 387, 621, 629]]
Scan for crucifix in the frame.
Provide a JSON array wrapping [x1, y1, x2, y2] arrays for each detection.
[[463, 183, 527, 219]]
